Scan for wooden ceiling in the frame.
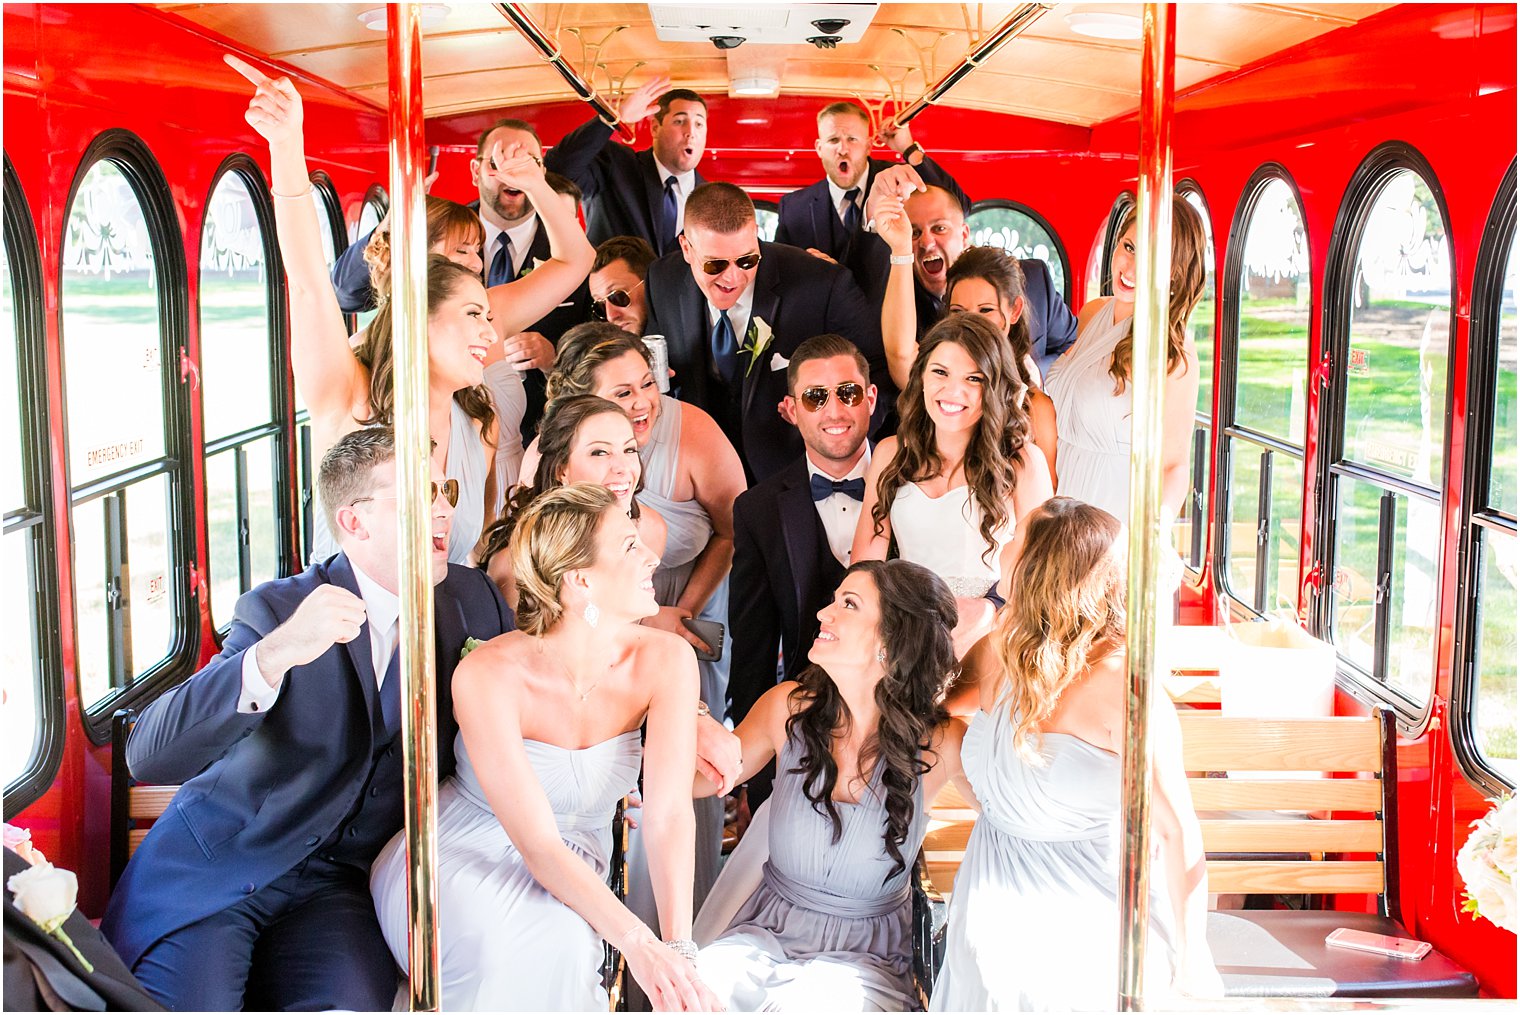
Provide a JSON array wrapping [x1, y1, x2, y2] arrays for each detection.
[[155, 2, 1397, 127]]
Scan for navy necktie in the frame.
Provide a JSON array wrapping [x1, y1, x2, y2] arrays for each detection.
[[711, 310, 739, 386], [487, 233, 514, 287], [379, 644, 401, 737], [811, 474, 866, 502], [841, 187, 861, 232], [660, 176, 680, 255]]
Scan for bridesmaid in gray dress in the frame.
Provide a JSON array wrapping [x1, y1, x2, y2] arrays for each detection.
[[696, 560, 970, 1011]]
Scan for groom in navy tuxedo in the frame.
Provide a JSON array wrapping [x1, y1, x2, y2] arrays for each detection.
[[102, 428, 515, 1011], [729, 334, 877, 804]]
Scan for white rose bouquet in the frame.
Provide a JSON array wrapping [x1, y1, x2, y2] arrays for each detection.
[[7, 862, 94, 971], [1457, 794, 1516, 934]]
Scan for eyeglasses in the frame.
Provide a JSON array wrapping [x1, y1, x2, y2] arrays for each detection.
[[592, 279, 645, 319], [698, 252, 761, 276], [797, 382, 865, 412], [352, 479, 460, 509]]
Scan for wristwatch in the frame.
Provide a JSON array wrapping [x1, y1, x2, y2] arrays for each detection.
[[901, 142, 925, 165]]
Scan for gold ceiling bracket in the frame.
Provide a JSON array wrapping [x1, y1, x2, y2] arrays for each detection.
[[890, 27, 950, 91], [563, 24, 629, 86]]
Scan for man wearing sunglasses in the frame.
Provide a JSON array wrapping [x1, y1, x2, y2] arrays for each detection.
[[104, 429, 516, 1011], [727, 335, 877, 805], [645, 182, 891, 481], [588, 235, 657, 335]]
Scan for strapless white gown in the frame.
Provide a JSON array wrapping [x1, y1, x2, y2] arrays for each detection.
[[889, 482, 1013, 598], [1045, 299, 1134, 525]]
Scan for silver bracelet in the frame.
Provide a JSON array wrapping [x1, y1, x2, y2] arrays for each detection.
[[889, 253, 913, 265], [271, 186, 313, 200], [664, 938, 698, 961]]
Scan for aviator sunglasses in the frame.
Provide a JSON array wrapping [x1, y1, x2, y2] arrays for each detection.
[[798, 382, 865, 412], [698, 252, 762, 276], [351, 479, 461, 509], [591, 279, 645, 319]]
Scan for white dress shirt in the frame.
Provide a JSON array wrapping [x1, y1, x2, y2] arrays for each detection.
[[482, 214, 540, 279], [826, 178, 866, 226], [805, 443, 872, 567], [238, 561, 401, 714], [653, 157, 696, 236]]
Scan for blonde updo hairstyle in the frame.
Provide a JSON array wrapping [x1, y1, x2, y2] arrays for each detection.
[[509, 482, 619, 637]]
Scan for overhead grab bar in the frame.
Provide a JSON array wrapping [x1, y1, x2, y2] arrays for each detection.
[[886, 3, 1055, 130], [494, 3, 637, 143]]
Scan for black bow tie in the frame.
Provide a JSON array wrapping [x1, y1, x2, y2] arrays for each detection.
[[811, 474, 866, 502]]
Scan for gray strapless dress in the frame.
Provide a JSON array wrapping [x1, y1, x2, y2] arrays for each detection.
[[697, 736, 928, 1012], [370, 729, 641, 1011], [929, 699, 1179, 1011]]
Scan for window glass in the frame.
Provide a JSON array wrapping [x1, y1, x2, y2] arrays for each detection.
[[357, 192, 384, 243], [200, 172, 271, 439], [1492, 232, 1518, 517], [1473, 528, 1517, 781], [1085, 217, 1106, 303], [1, 225, 18, 513], [1224, 443, 1303, 613], [968, 203, 1066, 299], [312, 187, 337, 270], [1343, 170, 1451, 485], [1183, 188, 1217, 418], [754, 204, 778, 243], [1236, 178, 1310, 443], [61, 161, 166, 481]]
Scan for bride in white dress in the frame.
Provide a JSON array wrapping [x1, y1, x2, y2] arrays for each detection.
[[930, 497, 1219, 1010], [1043, 201, 1209, 528], [370, 483, 720, 1011]]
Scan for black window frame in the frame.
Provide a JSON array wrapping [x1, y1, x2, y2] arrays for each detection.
[[1175, 179, 1217, 572], [1312, 141, 1456, 731], [966, 198, 1071, 304], [296, 172, 348, 564], [198, 153, 294, 638], [3, 155, 66, 815], [1097, 191, 1136, 300], [58, 131, 198, 744], [1451, 159, 1517, 794], [1213, 164, 1310, 619], [355, 182, 389, 243]]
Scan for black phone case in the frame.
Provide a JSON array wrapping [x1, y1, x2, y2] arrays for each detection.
[[682, 618, 725, 662]]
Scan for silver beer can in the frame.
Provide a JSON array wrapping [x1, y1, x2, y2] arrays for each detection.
[[643, 334, 671, 393]]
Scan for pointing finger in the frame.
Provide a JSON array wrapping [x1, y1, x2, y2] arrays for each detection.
[[224, 53, 270, 87]]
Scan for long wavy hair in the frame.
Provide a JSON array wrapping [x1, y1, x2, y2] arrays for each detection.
[[477, 395, 643, 572], [945, 245, 1037, 393], [362, 196, 484, 295], [993, 498, 1126, 762], [871, 313, 1028, 567], [785, 559, 958, 880], [356, 253, 495, 433], [545, 323, 652, 402], [1107, 199, 1208, 393]]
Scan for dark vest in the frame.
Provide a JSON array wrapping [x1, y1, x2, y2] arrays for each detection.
[[314, 695, 407, 870]]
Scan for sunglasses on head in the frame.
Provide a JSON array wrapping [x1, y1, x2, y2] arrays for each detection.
[[592, 279, 645, 319], [352, 479, 461, 509], [797, 382, 865, 412], [699, 252, 761, 276]]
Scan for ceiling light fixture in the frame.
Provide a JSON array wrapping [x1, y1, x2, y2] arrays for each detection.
[[731, 76, 779, 97], [1064, 12, 1143, 41], [359, 5, 451, 31]]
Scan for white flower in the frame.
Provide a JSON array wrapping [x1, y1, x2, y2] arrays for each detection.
[[8, 863, 79, 932], [742, 316, 774, 376], [1458, 795, 1517, 934], [3, 822, 46, 867]]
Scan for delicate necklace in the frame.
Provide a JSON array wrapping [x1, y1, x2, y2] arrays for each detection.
[[537, 636, 602, 702]]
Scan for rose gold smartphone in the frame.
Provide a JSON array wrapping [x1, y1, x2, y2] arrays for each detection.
[[1324, 928, 1432, 961]]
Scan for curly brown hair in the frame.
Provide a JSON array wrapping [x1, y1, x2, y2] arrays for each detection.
[[870, 312, 1029, 567], [945, 245, 1037, 392], [545, 323, 653, 402], [1106, 199, 1208, 393]]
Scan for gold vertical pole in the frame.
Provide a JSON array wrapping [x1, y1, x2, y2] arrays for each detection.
[[1118, 3, 1175, 1011], [387, 4, 441, 1011]]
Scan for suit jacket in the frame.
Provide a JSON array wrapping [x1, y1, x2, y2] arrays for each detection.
[[1021, 257, 1079, 376], [100, 557, 513, 970], [775, 156, 970, 294], [4, 849, 164, 1012], [727, 456, 849, 726], [644, 241, 890, 481], [544, 117, 707, 251]]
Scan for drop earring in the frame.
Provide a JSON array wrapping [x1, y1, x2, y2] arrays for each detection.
[[583, 601, 600, 628], [875, 647, 886, 664]]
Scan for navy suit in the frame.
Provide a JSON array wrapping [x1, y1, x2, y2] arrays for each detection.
[[329, 213, 591, 440], [101, 557, 513, 1011], [543, 117, 706, 250], [644, 241, 890, 481]]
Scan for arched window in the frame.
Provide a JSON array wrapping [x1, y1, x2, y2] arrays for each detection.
[[1215, 168, 1310, 617], [353, 184, 388, 334], [1174, 181, 1218, 569], [3, 156, 64, 812], [753, 199, 779, 243], [1316, 144, 1454, 719], [60, 134, 195, 732], [967, 200, 1069, 303], [1087, 192, 1135, 302], [199, 157, 290, 633]]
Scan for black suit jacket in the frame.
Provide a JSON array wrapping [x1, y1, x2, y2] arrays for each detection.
[[4, 849, 164, 1012], [100, 557, 513, 970], [644, 241, 890, 481], [728, 456, 850, 725], [544, 117, 706, 250], [1021, 257, 1078, 376]]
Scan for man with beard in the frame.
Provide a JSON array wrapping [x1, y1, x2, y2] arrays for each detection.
[[330, 119, 591, 438], [545, 77, 708, 252], [588, 235, 656, 335]]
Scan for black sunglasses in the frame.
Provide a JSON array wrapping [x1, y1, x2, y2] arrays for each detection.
[[351, 479, 460, 509], [798, 382, 865, 412], [591, 279, 645, 319], [699, 252, 762, 276]]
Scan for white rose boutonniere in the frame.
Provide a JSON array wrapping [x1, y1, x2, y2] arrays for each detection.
[[461, 636, 488, 660], [741, 316, 774, 377], [517, 257, 547, 279], [1458, 794, 1516, 933], [7, 863, 94, 971]]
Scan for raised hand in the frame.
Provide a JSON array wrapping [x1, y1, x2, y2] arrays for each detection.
[[877, 119, 914, 156], [225, 54, 303, 148], [619, 76, 672, 124], [482, 140, 546, 194], [254, 584, 368, 684], [867, 162, 926, 206], [874, 195, 912, 255]]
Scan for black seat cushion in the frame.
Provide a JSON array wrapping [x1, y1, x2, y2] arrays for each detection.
[[1207, 910, 1478, 998]]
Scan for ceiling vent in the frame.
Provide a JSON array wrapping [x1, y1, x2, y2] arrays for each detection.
[[648, 4, 878, 46]]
